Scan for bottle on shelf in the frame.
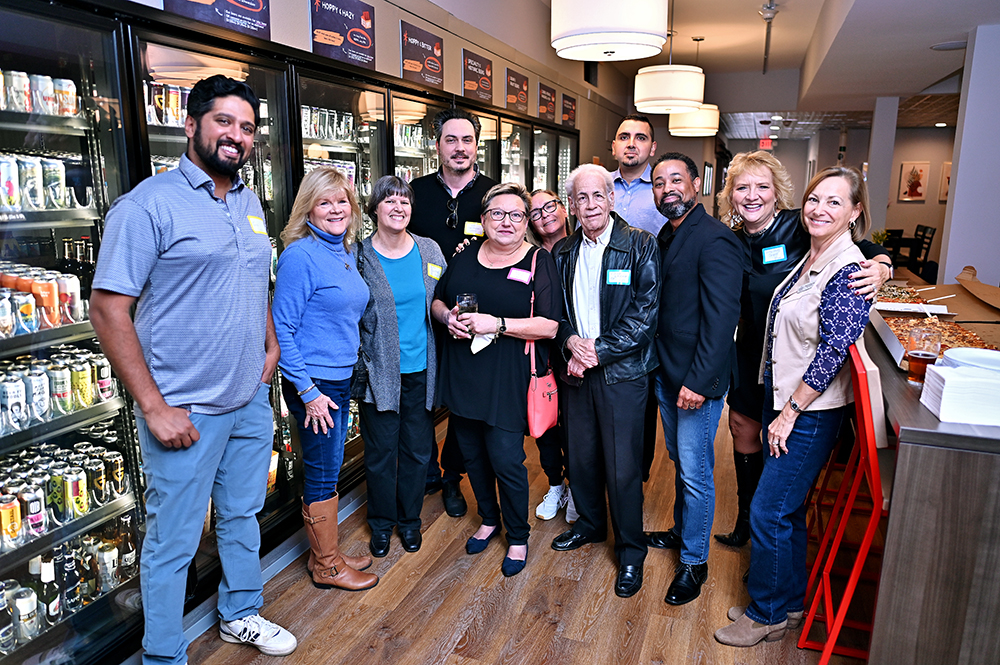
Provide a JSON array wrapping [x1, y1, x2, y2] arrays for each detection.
[[80, 535, 100, 604], [57, 238, 78, 275], [117, 513, 137, 580], [61, 543, 82, 614], [26, 556, 42, 595], [0, 583, 14, 655], [39, 554, 61, 628]]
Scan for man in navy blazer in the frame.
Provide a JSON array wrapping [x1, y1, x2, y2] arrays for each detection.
[[645, 152, 743, 607]]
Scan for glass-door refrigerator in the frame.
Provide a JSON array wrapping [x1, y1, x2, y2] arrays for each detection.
[[556, 132, 578, 202], [390, 93, 445, 184], [128, 33, 303, 638], [0, 4, 144, 664], [500, 119, 530, 187], [469, 112, 498, 181], [532, 127, 557, 194]]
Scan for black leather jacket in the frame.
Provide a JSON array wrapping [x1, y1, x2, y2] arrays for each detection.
[[553, 213, 660, 384]]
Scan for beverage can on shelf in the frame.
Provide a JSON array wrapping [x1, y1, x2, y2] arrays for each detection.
[[0, 154, 20, 212], [0, 374, 26, 432], [15, 156, 43, 210], [17, 484, 46, 538], [46, 461, 68, 517], [3, 71, 31, 113], [87, 445, 108, 458], [66, 453, 87, 467], [300, 105, 311, 139], [179, 87, 190, 124], [165, 85, 181, 126], [84, 458, 106, 504], [63, 466, 88, 519], [318, 108, 329, 140], [103, 451, 125, 496], [31, 275, 60, 329], [50, 448, 71, 461], [24, 368, 50, 424], [47, 364, 73, 415], [98, 542, 119, 589], [52, 78, 77, 116], [28, 74, 56, 115], [12, 587, 38, 645], [40, 158, 66, 210], [0, 289, 13, 339], [151, 82, 165, 125], [56, 273, 84, 324], [70, 361, 93, 409], [0, 267, 22, 291], [0, 494, 21, 550], [73, 441, 94, 454], [91, 354, 115, 401], [310, 106, 320, 138], [12, 292, 38, 335]]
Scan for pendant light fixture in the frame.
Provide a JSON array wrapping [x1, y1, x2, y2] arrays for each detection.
[[633, 0, 704, 114], [668, 104, 719, 136], [551, 0, 668, 61]]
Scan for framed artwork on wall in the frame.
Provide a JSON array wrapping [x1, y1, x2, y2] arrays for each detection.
[[939, 162, 952, 202], [898, 161, 929, 201], [703, 163, 714, 197]]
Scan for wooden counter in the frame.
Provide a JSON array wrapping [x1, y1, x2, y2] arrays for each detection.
[[866, 325, 1000, 664]]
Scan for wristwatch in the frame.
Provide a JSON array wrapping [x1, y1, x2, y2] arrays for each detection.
[[497, 317, 507, 336], [788, 396, 804, 413], [877, 261, 894, 279]]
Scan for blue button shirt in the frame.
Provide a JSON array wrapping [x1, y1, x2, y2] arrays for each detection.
[[612, 163, 665, 235], [93, 154, 272, 415]]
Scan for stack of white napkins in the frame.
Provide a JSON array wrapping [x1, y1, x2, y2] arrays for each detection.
[[920, 364, 1000, 426]]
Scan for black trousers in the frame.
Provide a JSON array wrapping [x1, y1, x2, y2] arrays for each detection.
[[426, 421, 466, 484], [450, 414, 530, 545], [641, 381, 659, 481], [359, 371, 435, 534], [534, 417, 568, 486], [564, 371, 648, 567]]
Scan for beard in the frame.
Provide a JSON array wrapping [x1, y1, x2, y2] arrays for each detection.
[[193, 124, 249, 178], [657, 193, 697, 220], [445, 152, 473, 174]]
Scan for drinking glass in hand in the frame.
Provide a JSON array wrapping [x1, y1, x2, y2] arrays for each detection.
[[906, 327, 941, 385], [456, 293, 478, 316]]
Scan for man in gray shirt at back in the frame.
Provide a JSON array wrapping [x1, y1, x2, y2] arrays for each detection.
[[91, 75, 296, 665]]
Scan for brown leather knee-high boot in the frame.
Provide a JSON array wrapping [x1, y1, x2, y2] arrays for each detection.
[[302, 496, 377, 590], [304, 493, 372, 573]]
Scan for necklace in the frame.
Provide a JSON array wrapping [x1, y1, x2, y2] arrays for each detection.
[[482, 241, 521, 267], [744, 209, 780, 239]]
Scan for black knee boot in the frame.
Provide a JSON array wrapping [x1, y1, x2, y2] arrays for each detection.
[[714, 449, 764, 547]]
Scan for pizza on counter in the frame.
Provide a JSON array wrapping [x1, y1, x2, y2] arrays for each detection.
[[883, 315, 998, 354], [877, 284, 927, 304]]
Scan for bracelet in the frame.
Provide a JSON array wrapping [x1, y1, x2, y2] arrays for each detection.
[[297, 384, 316, 396], [497, 317, 507, 336], [788, 396, 804, 413], [877, 261, 894, 279]]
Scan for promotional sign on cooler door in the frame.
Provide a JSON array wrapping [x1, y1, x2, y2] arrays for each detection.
[[538, 82, 556, 122], [506, 68, 528, 113], [400, 21, 443, 90], [462, 50, 492, 104], [163, 0, 270, 40], [311, 0, 375, 70]]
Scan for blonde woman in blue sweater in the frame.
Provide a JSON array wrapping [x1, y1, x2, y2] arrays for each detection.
[[273, 166, 377, 591]]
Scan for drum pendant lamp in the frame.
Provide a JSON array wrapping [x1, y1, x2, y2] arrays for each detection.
[[551, 0, 668, 61], [633, 0, 705, 114]]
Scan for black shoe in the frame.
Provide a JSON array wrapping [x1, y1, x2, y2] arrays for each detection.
[[714, 509, 751, 547], [466, 525, 499, 554], [646, 529, 682, 550], [442, 480, 468, 517], [425, 479, 443, 496], [551, 529, 604, 551], [664, 562, 708, 606], [399, 529, 422, 552], [615, 564, 644, 598], [501, 546, 527, 577], [369, 532, 391, 558]]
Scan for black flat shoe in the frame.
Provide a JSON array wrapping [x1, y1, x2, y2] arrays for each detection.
[[665, 562, 708, 606], [399, 529, 422, 552], [646, 530, 682, 550], [369, 532, 391, 558], [615, 564, 644, 597], [466, 526, 499, 554], [551, 529, 605, 551], [501, 546, 527, 577], [442, 480, 468, 517], [424, 479, 443, 496]]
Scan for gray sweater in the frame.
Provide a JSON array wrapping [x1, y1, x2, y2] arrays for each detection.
[[357, 233, 446, 412]]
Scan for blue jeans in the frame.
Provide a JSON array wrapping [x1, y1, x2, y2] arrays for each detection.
[[746, 381, 845, 626], [654, 371, 725, 565], [137, 382, 273, 665], [285, 377, 351, 504]]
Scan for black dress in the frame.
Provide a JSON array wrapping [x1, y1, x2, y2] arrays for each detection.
[[435, 245, 561, 432]]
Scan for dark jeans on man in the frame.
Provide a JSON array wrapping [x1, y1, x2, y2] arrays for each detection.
[[563, 371, 649, 567], [450, 414, 530, 545], [359, 371, 435, 535]]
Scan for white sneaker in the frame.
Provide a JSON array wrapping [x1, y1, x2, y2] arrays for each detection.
[[535, 483, 567, 520], [565, 487, 579, 524], [220, 613, 297, 656]]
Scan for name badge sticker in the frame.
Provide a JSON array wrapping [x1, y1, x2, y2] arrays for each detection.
[[464, 221, 484, 237], [762, 244, 787, 265], [606, 269, 631, 285], [427, 263, 443, 280], [507, 267, 531, 284], [247, 215, 268, 235]]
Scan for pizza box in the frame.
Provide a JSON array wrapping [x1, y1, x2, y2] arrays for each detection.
[[874, 301, 956, 317], [870, 310, 907, 367]]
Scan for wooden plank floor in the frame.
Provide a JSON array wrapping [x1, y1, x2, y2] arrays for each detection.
[[188, 409, 870, 665]]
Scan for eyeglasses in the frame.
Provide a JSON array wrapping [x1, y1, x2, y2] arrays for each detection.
[[529, 199, 560, 221], [484, 208, 526, 223], [446, 199, 459, 229]]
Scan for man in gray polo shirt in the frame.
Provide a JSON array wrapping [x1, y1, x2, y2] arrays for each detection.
[[91, 76, 296, 664]]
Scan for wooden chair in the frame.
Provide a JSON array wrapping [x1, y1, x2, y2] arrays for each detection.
[[900, 225, 936, 273]]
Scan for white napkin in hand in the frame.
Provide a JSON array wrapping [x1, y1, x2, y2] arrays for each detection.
[[470, 333, 495, 354]]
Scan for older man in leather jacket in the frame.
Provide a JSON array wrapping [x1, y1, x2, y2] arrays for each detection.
[[549, 163, 660, 599]]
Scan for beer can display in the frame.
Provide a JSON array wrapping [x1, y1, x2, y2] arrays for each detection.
[[15, 156, 43, 210], [91, 354, 116, 402], [84, 458, 106, 504], [73, 441, 94, 454], [28, 74, 56, 115], [0, 494, 21, 550], [2, 71, 31, 113], [12, 292, 38, 335], [0, 154, 20, 212], [52, 78, 77, 116], [12, 587, 38, 645], [151, 82, 165, 125], [0, 374, 26, 432], [70, 361, 93, 409], [46, 461, 68, 518], [63, 466, 88, 519], [301, 105, 311, 138], [40, 158, 66, 209], [57, 273, 83, 323], [318, 109, 329, 139], [17, 484, 46, 538], [47, 364, 73, 416], [31, 276, 60, 329], [0, 288, 13, 339], [165, 85, 181, 126], [23, 368, 50, 423], [103, 451, 126, 496], [98, 542, 119, 589], [66, 453, 87, 467]]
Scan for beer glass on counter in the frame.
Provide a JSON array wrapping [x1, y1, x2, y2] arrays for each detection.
[[906, 327, 942, 385]]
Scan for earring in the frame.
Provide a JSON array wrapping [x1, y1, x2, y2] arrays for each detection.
[[849, 218, 857, 230]]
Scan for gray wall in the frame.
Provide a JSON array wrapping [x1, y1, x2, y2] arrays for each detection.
[[725, 139, 811, 206]]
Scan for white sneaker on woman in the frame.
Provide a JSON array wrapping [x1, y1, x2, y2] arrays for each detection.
[[565, 487, 579, 524], [220, 613, 297, 656], [535, 483, 567, 520]]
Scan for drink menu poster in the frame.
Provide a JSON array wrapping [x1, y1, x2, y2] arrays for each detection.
[[164, 0, 270, 40], [401, 21, 444, 89], [462, 49, 492, 103], [506, 68, 528, 113], [538, 83, 556, 122], [312, 0, 376, 70], [562, 94, 576, 128]]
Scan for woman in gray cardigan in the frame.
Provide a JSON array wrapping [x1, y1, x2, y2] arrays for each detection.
[[356, 175, 446, 558]]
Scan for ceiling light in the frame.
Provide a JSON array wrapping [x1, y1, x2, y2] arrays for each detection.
[[930, 41, 967, 51], [769, 125, 780, 131], [769, 134, 778, 139], [771, 114, 783, 121], [551, 0, 667, 61], [635, 65, 705, 114], [935, 122, 947, 127], [669, 104, 719, 137]]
